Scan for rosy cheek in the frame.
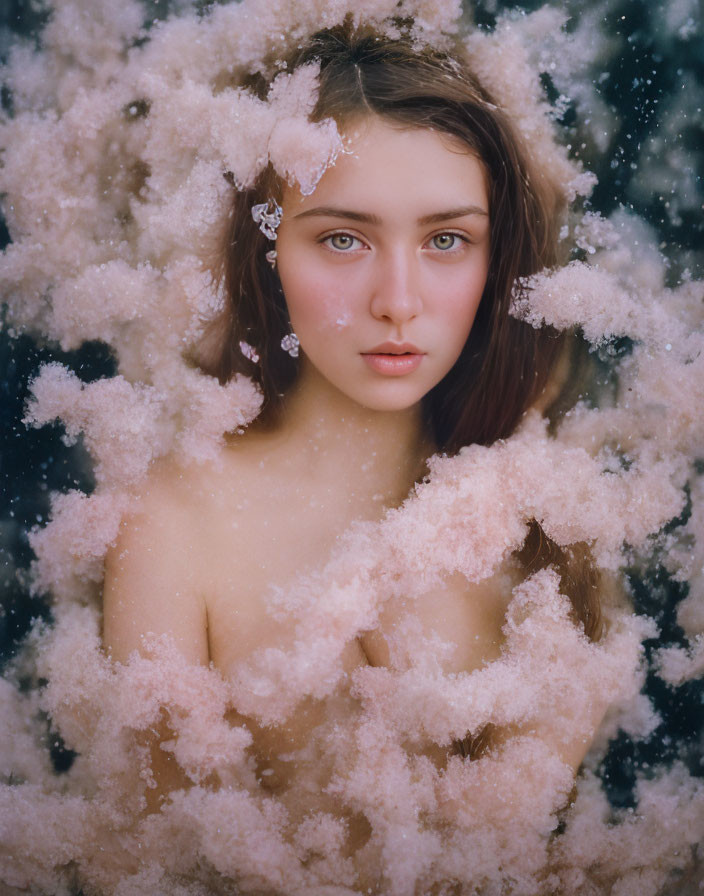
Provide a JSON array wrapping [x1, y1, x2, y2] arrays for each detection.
[[290, 267, 360, 332], [315, 290, 356, 331]]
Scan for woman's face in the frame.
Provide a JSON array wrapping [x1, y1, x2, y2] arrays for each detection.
[[275, 115, 491, 413]]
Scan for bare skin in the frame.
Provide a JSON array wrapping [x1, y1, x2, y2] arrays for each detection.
[[102, 119, 605, 859], [101, 382, 518, 835]]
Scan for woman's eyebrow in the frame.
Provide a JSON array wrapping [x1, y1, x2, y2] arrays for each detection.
[[293, 206, 382, 224], [418, 205, 489, 224], [292, 205, 488, 224]]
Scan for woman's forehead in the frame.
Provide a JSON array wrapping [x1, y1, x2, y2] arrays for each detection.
[[282, 115, 490, 220]]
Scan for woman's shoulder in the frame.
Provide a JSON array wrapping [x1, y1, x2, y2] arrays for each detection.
[[119, 456, 210, 546], [102, 455, 219, 665], [115, 430, 287, 568], [107, 449, 241, 589], [130, 436, 264, 521], [102, 442, 265, 664]]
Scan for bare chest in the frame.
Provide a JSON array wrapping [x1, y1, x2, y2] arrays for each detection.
[[198, 482, 376, 676], [199, 482, 513, 681], [191, 472, 513, 803]]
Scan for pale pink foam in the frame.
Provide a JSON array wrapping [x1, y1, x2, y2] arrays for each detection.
[[0, 0, 702, 893]]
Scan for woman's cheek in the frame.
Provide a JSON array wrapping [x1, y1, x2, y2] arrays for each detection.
[[316, 289, 358, 332], [288, 270, 361, 337]]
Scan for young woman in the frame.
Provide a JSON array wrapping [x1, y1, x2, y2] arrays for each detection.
[[102, 19, 602, 827]]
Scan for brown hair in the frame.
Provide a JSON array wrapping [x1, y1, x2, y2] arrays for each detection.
[[196, 19, 601, 643]]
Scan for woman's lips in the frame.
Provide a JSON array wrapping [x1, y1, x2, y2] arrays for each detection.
[[361, 352, 424, 376]]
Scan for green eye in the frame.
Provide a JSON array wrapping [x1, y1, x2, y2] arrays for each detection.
[[432, 233, 459, 250]]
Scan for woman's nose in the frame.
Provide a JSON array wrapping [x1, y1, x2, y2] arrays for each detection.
[[369, 249, 423, 325]]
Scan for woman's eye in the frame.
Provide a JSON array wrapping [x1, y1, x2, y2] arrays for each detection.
[[430, 233, 465, 251], [324, 233, 362, 251]]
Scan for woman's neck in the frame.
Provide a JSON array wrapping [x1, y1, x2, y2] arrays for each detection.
[[250, 361, 435, 509]]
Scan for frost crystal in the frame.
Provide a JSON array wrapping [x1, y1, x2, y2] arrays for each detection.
[[251, 200, 283, 240], [280, 332, 300, 357], [239, 341, 260, 363]]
